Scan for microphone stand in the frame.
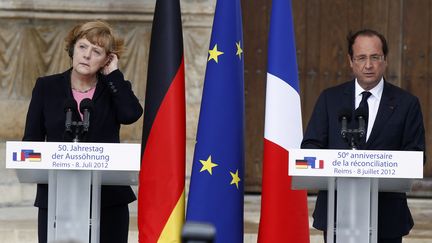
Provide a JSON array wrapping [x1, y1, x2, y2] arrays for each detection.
[[331, 110, 374, 243], [65, 120, 87, 143], [343, 120, 366, 150], [49, 107, 92, 242], [62, 103, 100, 243], [339, 108, 366, 150], [64, 98, 93, 143]]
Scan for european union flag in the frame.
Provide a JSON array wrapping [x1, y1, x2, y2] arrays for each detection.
[[186, 0, 244, 242]]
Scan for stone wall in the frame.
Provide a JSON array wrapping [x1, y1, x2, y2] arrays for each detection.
[[0, 0, 215, 206]]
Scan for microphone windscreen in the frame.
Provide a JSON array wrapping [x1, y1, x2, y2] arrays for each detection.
[[80, 98, 94, 113], [338, 108, 352, 121], [64, 99, 77, 112], [355, 106, 368, 119]]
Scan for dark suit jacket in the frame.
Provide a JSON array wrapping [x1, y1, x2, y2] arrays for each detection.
[[23, 68, 143, 208], [301, 80, 425, 238]]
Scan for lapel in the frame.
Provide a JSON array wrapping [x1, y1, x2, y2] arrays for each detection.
[[342, 80, 356, 129], [92, 72, 106, 102], [365, 81, 397, 147], [62, 69, 74, 100], [61, 69, 82, 121]]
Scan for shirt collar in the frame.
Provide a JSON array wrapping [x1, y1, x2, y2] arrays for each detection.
[[354, 78, 384, 100]]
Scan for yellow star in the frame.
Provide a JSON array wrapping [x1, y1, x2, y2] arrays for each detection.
[[208, 44, 224, 63], [236, 41, 243, 59], [199, 155, 218, 175], [230, 169, 241, 189]]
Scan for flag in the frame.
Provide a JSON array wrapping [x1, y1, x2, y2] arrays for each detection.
[[257, 0, 310, 242], [138, 0, 185, 242], [185, 0, 244, 242]]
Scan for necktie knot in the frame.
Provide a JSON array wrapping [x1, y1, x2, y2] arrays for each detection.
[[360, 91, 372, 108]]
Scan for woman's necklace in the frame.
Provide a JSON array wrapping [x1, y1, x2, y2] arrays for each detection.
[[71, 78, 97, 93], [71, 85, 96, 93]]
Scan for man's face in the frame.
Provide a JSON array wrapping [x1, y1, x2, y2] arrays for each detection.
[[349, 35, 387, 90]]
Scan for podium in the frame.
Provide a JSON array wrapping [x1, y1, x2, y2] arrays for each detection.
[[5, 141, 141, 243], [288, 149, 423, 243]]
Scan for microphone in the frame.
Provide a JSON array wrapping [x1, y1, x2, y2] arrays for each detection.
[[355, 107, 368, 139], [64, 99, 77, 133], [338, 108, 351, 139], [79, 98, 94, 132]]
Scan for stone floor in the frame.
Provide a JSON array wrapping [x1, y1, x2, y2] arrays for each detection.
[[0, 195, 431, 243], [242, 195, 432, 243]]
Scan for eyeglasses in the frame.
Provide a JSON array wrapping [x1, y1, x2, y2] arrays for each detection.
[[352, 55, 385, 64]]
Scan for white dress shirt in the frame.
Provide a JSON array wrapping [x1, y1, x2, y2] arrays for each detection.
[[355, 78, 384, 141]]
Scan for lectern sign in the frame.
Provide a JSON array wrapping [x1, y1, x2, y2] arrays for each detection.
[[6, 141, 140, 171], [288, 149, 423, 179]]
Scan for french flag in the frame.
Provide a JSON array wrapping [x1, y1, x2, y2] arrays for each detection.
[[257, 0, 310, 242]]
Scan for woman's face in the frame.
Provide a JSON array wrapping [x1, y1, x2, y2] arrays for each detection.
[[72, 38, 108, 77]]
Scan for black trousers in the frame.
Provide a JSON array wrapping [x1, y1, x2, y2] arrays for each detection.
[[38, 204, 130, 243], [323, 231, 403, 243]]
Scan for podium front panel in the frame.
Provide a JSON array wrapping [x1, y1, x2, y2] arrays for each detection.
[[289, 149, 423, 179]]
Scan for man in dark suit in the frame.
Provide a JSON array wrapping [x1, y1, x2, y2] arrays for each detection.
[[301, 29, 425, 243]]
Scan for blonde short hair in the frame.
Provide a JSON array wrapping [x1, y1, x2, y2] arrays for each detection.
[[65, 20, 124, 58]]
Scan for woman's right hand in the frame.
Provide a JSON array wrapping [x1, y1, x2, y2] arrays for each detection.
[[101, 53, 119, 75]]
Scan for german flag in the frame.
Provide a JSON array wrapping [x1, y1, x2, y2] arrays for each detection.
[[27, 152, 42, 162], [137, 0, 185, 242], [295, 160, 309, 169]]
